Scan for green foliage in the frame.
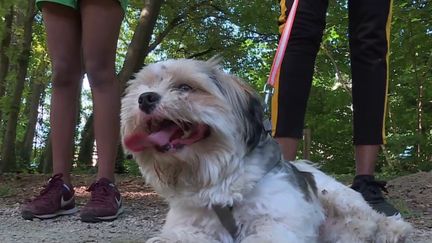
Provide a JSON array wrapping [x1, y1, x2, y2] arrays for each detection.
[[0, 183, 15, 197], [306, 82, 354, 174], [298, 0, 432, 174], [123, 158, 141, 176], [0, 0, 430, 175], [148, 0, 279, 89]]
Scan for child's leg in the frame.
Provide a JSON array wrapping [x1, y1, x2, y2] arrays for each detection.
[[42, 2, 82, 185], [80, 0, 124, 182], [20, 2, 82, 220]]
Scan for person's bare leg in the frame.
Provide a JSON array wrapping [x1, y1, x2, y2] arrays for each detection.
[[42, 3, 82, 186], [275, 137, 299, 161], [355, 145, 379, 175], [80, 0, 124, 182]]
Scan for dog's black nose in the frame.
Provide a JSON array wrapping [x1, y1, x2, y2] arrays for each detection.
[[138, 92, 161, 114]]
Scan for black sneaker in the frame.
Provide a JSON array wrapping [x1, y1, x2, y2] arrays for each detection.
[[351, 175, 400, 217]]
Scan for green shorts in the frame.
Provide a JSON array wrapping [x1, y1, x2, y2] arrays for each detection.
[[36, 0, 128, 12]]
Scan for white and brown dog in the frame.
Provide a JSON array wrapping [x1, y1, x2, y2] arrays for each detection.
[[120, 58, 412, 243]]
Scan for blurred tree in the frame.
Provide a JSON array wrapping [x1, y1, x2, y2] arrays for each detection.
[[0, 0, 36, 172], [0, 0, 429, 175]]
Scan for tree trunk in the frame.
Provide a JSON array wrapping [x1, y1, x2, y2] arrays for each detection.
[[408, 22, 424, 158], [115, 144, 126, 173], [72, 76, 84, 165], [111, 0, 162, 170], [18, 79, 46, 167], [0, 7, 14, 140], [77, 114, 95, 169], [416, 72, 423, 158], [302, 128, 311, 160], [118, 0, 163, 87], [37, 134, 53, 174], [0, 2, 36, 172]]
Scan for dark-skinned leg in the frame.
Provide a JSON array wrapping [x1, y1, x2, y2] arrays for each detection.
[[80, 0, 124, 182], [275, 138, 300, 161], [79, 0, 124, 223], [349, 0, 398, 216], [43, 3, 83, 186], [355, 145, 379, 175], [272, 0, 328, 161], [20, 2, 82, 220]]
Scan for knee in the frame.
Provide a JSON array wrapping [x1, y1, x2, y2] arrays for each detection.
[[51, 62, 82, 88], [85, 60, 117, 89], [289, 26, 325, 55]]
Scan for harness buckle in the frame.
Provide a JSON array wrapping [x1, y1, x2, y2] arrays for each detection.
[[261, 84, 274, 133], [262, 83, 274, 115]]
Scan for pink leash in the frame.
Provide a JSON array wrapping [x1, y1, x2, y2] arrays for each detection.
[[263, 0, 299, 131], [267, 0, 299, 87]]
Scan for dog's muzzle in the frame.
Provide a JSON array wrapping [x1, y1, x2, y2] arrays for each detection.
[[123, 117, 210, 153], [138, 92, 161, 114]]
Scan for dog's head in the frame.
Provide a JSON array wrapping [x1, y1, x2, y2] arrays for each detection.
[[121, 58, 264, 171]]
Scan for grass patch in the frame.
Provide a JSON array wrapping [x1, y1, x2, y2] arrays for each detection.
[[389, 198, 416, 218], [332, 173, 355, 185], [332, 172, 408, 185], [0, 184, 15, 198]]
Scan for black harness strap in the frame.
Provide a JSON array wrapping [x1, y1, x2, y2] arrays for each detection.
[[212, 204, 239, 239], [212, 144, 283, 240]]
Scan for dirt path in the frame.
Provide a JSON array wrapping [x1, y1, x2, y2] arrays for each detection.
[[0, 173, 431, 243]]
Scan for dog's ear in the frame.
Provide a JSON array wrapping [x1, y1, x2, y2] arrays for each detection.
[[243, 92, 265, 152], [205, 58, 265, 152], [206, 55, 223, 67]]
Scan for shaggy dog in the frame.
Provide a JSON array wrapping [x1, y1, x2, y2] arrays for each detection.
[[121, 58, 412, 243]]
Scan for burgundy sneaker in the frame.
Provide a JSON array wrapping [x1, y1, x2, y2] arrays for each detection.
[[80, 178, 124, 222], [21, 174, 78, 220]]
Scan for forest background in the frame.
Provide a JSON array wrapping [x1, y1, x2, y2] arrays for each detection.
[[0, 0, 430, 177]]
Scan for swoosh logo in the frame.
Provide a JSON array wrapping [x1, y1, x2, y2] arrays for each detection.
[[115, 196, 122, 208], [61, 195, 74, 208]]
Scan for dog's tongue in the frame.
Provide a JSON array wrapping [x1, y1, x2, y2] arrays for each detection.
[[124, 124, 180, 152]]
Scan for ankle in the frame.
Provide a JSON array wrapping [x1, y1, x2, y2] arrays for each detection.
[[275, 137, 299, 161], [355, 145, 380, 175]]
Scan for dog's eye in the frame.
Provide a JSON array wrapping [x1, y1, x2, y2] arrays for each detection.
[[175, 84, 193, 92]]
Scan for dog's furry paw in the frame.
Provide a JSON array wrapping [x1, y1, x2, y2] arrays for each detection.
[[375, 215, 413, 243]]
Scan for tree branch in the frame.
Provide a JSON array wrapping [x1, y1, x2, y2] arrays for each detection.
[[321, 44, 352, 96]]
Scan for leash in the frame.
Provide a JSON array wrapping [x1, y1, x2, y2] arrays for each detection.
[[214, 1, 300, 239], [262, 0, 299, 132]]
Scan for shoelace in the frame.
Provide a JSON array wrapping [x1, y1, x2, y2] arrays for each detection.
[[87, 182, 112, 203], [26, 174, 64, 204]]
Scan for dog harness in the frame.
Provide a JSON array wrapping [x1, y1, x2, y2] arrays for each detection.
[[212, 135, 285, 240], [212, 204, 239, 239]]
